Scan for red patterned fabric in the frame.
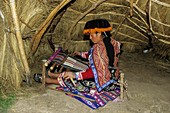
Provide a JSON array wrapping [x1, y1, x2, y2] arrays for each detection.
[[81, 68, 93, 80], [93, 40, 111, 86]]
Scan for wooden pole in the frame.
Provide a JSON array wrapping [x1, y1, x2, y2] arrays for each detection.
[[9, 0, 31, 84], [40, 64, 46, 91], [120, 73, 124, 100], [0, 10, 6, 78], [114, 15, 127, 37], [130, 0, 134, 17], [146, 0, 152, 30]]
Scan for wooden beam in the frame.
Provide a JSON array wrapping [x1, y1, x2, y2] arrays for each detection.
[[10, 0, 31, 85]]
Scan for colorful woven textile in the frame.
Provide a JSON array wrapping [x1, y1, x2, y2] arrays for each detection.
[[52, 52, 88, 71], [56, 74, 120, 109]]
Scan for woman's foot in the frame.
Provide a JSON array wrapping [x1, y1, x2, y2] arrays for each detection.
[[34, 73, 42, 83]]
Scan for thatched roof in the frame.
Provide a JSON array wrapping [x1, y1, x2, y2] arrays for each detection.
[[0, 0, 170, 91]]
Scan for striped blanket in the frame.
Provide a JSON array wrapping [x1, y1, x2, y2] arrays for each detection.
[[56, 75, 120, 109]]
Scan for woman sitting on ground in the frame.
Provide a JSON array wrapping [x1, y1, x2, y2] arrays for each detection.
[[35, 19, 121, 92]]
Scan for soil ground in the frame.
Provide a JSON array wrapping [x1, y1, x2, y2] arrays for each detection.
[[7, 51, 170, 113]]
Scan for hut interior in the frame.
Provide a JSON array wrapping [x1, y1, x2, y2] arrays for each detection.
[[0, 0, 170, 112]]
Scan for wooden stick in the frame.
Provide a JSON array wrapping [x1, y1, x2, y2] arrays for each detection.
[[70, 78, 76, 87], [47, 87, 95, 102], [135, 0, 139, 4], [116, 31, 147, 43], [154, 8, 165, 35], [152, 0, 170, 7], [114, 15, 127, 37], [111, 21, 148, 39], [146, 0, 152, 30], [59, 66, 64, 73], [130, 0, 134, 17], [0, 16, 6, 78], [50, 62, 57, 70], [126, 17, 146, 33], [40, 64, 46, 91], [120, 73, 124, 100], [9, 0, 31, 85], [123, 80, 130, 100], [19, 18, 33, 30]]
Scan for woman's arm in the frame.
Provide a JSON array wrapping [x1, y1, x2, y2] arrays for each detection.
[[63, 67, 94, 80], [74, 52, 89, 59]]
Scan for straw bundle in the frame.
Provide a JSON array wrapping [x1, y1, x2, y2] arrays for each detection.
[[0, 0, 45, 92]]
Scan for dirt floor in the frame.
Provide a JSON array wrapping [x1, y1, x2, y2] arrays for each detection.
[[7, 51, 170, 113]]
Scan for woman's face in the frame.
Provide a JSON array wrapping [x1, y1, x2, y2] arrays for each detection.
[[89, 32, 102, 43]]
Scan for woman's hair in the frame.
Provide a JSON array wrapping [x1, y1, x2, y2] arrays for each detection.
[[83, 19, 112, 35], [102, 31, 114, 66]]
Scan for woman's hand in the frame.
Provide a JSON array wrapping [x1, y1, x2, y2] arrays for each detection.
[[63, 72, 76, 80], [73, 52, 81, 56]]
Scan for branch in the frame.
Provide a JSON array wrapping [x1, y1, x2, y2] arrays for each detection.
[[154, 6, 165, 35], [146, 0, 152, 30], [157, 39, 170, 45], [10, 0, 31, 82], [114, 15, 127, 37], [111, 22, 148, 39], [0, 26, 7, 77], [126, 17, 146, 33], [130, 0, 134, 17], [133, 9, 148, 27], [152, 0, 170, 7], [115, 31, 147, 43], [154, 32, 170, 38], [19, 18, 33, 30], [135, 0, 139, 4]]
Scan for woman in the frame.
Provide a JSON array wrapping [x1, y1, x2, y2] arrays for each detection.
[[35, 19, 121, 93]]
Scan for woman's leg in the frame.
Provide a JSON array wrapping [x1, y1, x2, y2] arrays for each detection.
[[46, 71, 66, 85], [48, 71, 60, 78], [45, 77, 60, 84]]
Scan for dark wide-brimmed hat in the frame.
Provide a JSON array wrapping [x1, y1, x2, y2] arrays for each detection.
[[83, 19, 112, 35]]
